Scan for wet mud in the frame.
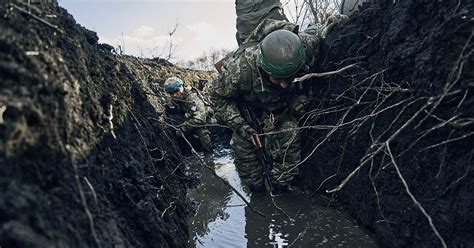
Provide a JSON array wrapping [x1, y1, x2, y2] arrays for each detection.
[[187, 149, 378, 248]]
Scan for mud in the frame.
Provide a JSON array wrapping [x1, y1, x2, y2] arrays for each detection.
[[0, 1, 212, 247], [299, 1, 473, 247]]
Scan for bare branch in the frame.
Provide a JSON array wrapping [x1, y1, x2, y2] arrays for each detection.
[[9, 3, 64, 33], [386, 142, 447, 248], [294, 63, 357, 82]]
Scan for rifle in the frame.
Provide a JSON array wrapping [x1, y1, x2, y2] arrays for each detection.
[[238, 101, 274, 192]]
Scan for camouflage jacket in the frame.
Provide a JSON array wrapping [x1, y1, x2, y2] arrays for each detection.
[[210, 19, 322, 132], [170, 87, 213, 129]]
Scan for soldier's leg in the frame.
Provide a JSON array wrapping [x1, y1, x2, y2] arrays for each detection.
[[265, 117, 300, 188], [196, 128, 213, 152], [235, 0, 288, 44], [231, 131, 264, 192]]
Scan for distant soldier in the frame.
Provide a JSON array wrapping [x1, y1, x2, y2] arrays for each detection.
[[164, 77, 213, 153], [211, 14, 346, 193]]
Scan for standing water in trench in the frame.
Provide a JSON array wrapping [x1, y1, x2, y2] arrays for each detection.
[[187, 148, 379, 247]]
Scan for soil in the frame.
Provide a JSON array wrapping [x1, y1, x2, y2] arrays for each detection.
[[299, 1, 473, 247], [0, 1, 212, 247]]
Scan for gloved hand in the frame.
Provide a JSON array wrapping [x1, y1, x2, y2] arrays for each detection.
[[291, 95, 310, 118], [209, 117, 217, 124], [321, 14, 349, 38], [237, 124, 261, 148]]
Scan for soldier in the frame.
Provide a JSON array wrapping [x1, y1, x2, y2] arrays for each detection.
[[164, 77, 213, 153], [210, 16, 345, 194]]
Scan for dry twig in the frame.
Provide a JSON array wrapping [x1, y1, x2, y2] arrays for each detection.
[[386, 142, 447, 248], [294, 63, 357, 82], [9, 3, 64, 33]]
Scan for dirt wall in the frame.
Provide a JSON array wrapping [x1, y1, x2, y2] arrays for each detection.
[[300, 1, 473, 247], [0, 1, 211, 247]]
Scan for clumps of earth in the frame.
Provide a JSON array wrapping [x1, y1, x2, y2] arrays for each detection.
[[300, 1, 473, 247], [0, 1, 212, 246]]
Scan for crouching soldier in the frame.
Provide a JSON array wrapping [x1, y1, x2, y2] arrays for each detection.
[[164, 77, 213, 153], [210, 14, 347, 194]]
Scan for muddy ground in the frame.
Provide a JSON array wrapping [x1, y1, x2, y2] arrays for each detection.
[[300, 1, 473, 247], [0, 0, 473, 248], [0, 1, 213, 247]]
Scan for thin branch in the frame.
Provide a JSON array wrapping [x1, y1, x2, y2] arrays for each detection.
[[326, 97, 431, 193], [161, 200, 177, 218], [83, 177, 98, 206], [72, 163, 101, 247], [294, 63, 357, 82], [420, 131, 474, 151], [386, 142, 447, 248], [165, 123, 266, 217], [9, 3, 64, 33]]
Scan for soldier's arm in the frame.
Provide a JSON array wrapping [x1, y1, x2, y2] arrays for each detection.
[[300, 14, 348, 65], [184, 91, 208, 127], [210, 57, 255, 135], [299, 29, 321, 68]]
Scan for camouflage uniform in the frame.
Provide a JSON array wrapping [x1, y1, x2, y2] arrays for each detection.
[[168, 86, 213, 152], [210, 19, 323, 190]]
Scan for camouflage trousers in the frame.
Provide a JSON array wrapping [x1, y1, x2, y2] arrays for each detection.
[[231, 115, 300, 189], [194, 128, 212, 152], [184, 127, 212, 153]]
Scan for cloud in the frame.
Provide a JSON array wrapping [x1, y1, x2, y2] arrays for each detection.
[[180, 22, 235, 60], [187, 22, 218, 42], [99, 25, 182, 58]]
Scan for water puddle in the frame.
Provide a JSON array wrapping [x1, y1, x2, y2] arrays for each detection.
[[187, 149, 379, 247]]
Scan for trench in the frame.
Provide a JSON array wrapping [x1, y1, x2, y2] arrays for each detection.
[[186, 148, 379, 247]]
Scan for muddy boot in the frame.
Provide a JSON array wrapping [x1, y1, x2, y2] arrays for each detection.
[[197, 128, 213, 153]]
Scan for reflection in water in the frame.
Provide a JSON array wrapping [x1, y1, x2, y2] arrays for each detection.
[[187, 149, 379, 247]]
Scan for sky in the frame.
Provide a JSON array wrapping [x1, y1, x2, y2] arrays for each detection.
[[58, 0, 238, 62]]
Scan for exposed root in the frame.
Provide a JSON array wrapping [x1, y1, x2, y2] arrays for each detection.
[[8, 3, 64, 33], [72, 161, 101, 247], [83, 176, 98, 206], [0, 104, 6, 124], [294, 63, 358, 82], [386, 142, 447, 248], [161, 200, 177, 218], [107, 104, 117, 139]]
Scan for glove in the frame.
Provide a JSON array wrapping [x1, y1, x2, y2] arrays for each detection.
[[321, 14, 349, 38], [236, 124, 262, 148], [291, 95, 310, 118], [209, 117, 217, 124]]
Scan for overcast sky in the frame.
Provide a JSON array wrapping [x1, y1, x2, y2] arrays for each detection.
[[58, 0, 238, 62]]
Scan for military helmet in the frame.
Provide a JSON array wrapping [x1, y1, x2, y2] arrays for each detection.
[[164, 77, 184, 93], [257, 29, 306, 78]]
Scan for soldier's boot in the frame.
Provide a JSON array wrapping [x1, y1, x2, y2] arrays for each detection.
[[196, 128, 213, 153]]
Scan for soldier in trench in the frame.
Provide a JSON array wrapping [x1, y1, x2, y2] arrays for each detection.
[[163, 76, 214, 153], [210, 1, 346, 194]]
